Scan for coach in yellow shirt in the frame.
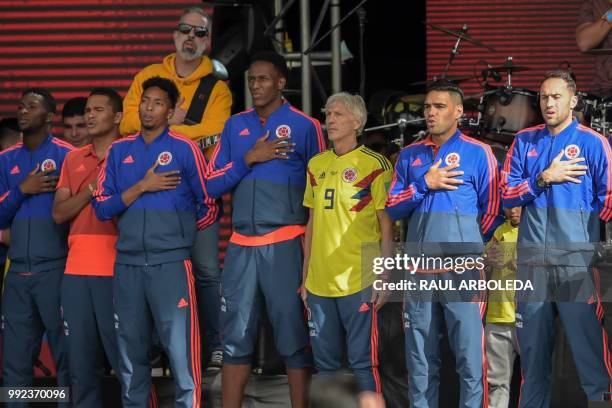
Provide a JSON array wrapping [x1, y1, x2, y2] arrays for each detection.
[[301, 92, 393, 404]]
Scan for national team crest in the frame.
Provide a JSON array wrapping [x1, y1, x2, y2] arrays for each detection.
[[157, 151, 173, 166], [564, 144, 580, 160], [342, 167, 358, 183], [276, 124, 291, 138], [41, 159, 56, 172], [445, 152, 460, 166]]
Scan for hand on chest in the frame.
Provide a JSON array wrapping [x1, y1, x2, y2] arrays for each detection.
[[410, 149, 475, 187], [235, 120, 301, 158], [9, 152, 61, 187], [119, 147, 182, 185], [523, 140, 586, 175]]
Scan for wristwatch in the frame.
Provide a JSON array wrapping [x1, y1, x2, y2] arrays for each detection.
[[536, 172, 549, 189]]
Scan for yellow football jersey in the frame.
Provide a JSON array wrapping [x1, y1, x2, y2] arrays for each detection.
[[303, 145, 393, 297], [485, 220, 518, 324]]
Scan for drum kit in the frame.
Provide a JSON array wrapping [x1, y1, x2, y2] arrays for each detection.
[[369, 23, 612, 154]]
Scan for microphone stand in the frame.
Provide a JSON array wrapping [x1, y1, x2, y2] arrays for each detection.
[[364, 117, 426, 149], [441, 24, 467, 79]]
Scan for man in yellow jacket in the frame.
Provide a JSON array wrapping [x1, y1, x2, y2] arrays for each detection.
[[121, 6, 232, 371]]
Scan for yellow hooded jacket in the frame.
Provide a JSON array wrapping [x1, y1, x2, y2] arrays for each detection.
[[120, 53, 232, 142]]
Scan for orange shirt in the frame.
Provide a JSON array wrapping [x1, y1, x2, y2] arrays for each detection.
[[57, 145, 117, 276], [423, 135, 441, 157]]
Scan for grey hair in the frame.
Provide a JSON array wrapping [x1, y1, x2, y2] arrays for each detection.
[[324, 92, 368, 134], [180, 6, 211, 28]]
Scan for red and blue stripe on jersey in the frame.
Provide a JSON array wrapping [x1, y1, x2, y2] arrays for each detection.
[[386, 130, 501, 243], [93, 129, 218, 266], [0, 135, 73, 272], [502, 118, 612, 243], [206, 102, 325, 236]]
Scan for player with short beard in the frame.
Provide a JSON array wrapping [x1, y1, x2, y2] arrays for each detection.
[[503, 69, 612, 406], [386, 80, 502, 408], [0, 88, 73, 402]]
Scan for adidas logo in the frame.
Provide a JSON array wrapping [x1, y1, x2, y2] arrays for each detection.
[[358, 303, 370, 313], [123, 155, 134, 164], [177, 298, 188, 308], [527, 148, 538, 157], [411, 158, 423, 167], [239, 128, 250, 136], [10, 165, 20, 174], [75, 163, 86, 172], [318, 172, 325, 179]]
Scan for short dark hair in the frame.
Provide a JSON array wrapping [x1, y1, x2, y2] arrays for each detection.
[[426, 79, 464, 105], [89, 88, 123, 113], [543, 69, 576, 94], [250, 51, 289, 80], [142, 77, 179, 107], [62, 97, 87, 120], [22, 88, 56, 114]]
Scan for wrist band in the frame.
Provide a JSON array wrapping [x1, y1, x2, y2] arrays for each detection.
[[603, 10, 612, 24]]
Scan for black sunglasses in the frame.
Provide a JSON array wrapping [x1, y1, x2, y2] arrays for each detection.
[[177, 23, 209, 38]]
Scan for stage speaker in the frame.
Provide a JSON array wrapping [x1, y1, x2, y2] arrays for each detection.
[[205, 1, 274, 112]]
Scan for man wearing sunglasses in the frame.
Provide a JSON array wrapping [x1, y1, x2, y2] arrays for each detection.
[[121, 6, 231, 372]]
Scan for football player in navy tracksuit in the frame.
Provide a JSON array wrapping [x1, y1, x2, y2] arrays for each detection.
[[205, 51, 325, 408], [502, 70, 612, 406], [386, 80, 502, 408], [93, 77, 219, 408], [0, 89, 72, 406]]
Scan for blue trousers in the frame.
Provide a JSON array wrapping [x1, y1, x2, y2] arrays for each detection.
[[307, 288, 381, 393], [516, 265, 612, 406], [1, 268, 70, 408], [114, 260, 200, 408], [403, 270, 486, 408], [190, 220, 221, 355], [60, 275, 119, 408], [220, 238, 312, 368]]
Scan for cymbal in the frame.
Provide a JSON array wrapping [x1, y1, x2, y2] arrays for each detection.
[[408, 74, 478, 86], [587, 48, 612, 55], [486, 57, 530, 73], [426, 22, 496, 52], [488, 63, 530, 73]]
